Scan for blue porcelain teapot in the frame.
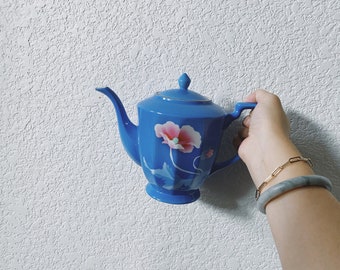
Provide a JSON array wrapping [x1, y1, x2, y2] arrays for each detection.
[[96, 73, 256, 204]]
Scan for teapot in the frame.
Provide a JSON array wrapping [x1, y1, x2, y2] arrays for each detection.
[[96, 73, 256, 204]]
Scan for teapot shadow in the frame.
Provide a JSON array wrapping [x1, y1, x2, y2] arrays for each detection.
[[199, 110, 340, 210], [199, 118, 255, 214], [200, 162, 254, 214]]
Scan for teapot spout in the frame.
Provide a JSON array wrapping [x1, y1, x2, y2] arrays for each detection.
[[96, 87, 140, 166]]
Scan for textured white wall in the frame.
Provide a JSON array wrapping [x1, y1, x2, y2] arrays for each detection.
[[1, 0, 339, 269]]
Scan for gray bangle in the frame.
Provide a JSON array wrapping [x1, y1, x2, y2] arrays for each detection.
[[257, 175, 333, 214]]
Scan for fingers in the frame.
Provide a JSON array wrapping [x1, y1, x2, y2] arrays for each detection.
[[234, 109, 252, 149], [233, 127, 249, 149], [238, 127, 249, 140], [242, 115, 251, 128], [233, 136, 242, 150]]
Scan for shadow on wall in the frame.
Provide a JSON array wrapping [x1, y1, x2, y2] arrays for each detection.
[[200, 110, 340, 211], [288, 111, 340, 200], [199, 117, 254, 215], [200, 162, 254, 216]]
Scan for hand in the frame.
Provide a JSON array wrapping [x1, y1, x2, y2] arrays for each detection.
[[235, 90, 340, 270], [235, 90, 313, 188]]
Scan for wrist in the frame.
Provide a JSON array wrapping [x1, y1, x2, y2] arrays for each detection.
[[260, 160, 315, 194], [257, 175, 333, 214], [254, 137, 314, 188]]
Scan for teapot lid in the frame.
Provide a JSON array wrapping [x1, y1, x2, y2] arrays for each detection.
[[156, 73, 211, 103]]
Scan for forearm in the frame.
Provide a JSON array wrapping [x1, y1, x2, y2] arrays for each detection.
[[266, 185, 340, 269], [238, 90, 340, 269], [254, 139, 340, 269]]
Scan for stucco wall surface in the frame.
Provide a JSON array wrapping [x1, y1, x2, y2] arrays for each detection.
[[1, 0, 339, 269]]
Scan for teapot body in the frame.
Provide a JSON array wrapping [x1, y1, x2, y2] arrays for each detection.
[[137, 97, 226, 204], [96, 73, 256, 204]]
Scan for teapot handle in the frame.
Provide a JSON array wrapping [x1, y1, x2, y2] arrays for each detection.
[[210, 102, 257, 174]]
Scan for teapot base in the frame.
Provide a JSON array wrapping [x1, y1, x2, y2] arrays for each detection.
[[146, 184, 200, 204]]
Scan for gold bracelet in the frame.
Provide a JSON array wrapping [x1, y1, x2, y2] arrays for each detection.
[[255, 156, 313, 200]]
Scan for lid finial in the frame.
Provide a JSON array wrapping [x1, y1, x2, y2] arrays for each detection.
[[178, 73, 191, 90]]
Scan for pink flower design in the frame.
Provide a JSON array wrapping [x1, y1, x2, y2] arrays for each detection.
[[155, 121, 201, 153]]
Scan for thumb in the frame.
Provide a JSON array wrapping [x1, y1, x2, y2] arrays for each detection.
[[243, 89, 270, 103]]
